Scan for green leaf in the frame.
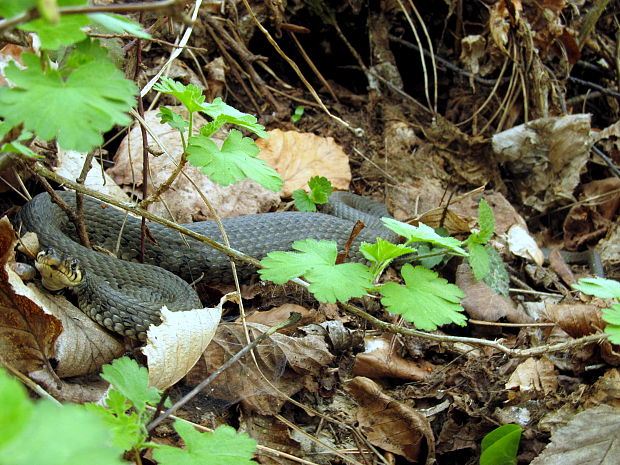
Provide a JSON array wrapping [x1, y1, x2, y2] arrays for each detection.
[[469, 198, 494, 244], [153, 423, 256, 465], [480, 424, 522, 465], [187, 130, 283, 191], [0, 52, 136, 152], [380, 264, 467, 330], [0, 399, 124, 465], [360, 238, 415, 264], [0, 370, 32, 449], [292, 189, 316, 212], [0, 128, 40, 158], [573, 277, 620, 299], [157, 106, 189, 133], [307, 176, 333, 204], [603, 303, 620, 344], [154, 77, 205, 114], [382, 218, 467, 256], [1, 140, 40, 158], [0, 0, 37, 18], [259, 239, 373, 303], [64, 38, 111, 70], [19, 14, 89, 49], [200, 98, 268, 138], [100, 357, 161, 413], [88, 13, 151, 39], [85, 391, 144, 452], [483, 247, 510, 296], [469, 242, 490, 280], [292, 176, 333, 211], [415, 243, 447, 269], [291, 106, 305, 122]]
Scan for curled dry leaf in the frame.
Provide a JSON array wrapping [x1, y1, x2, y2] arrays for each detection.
[[303, 319, 364, 355], [345, 376, 435, 464], [505, 357, 558, 397], [353, 335, 434, 381], [492, 114, 591, 212], [545, 302, 606, 339], [508, 224, 545, 265], [185, 321, 334, 415], [460, 35, 486, 75], [107, 108, 279, 223], [256, 129, 351, 197], [144, 298, 222, 390]]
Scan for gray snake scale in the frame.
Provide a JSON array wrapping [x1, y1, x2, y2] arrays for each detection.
[[17, 191, 396, 340]]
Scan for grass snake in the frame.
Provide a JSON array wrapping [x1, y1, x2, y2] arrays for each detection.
[[17, 191, 397, 340]]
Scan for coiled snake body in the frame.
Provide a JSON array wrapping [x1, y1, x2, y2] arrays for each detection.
[[17, 191, 396, 340]]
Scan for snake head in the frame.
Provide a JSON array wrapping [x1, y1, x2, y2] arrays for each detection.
[[35, 248, 83, 291]]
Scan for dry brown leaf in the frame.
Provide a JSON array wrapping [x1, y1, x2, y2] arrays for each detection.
[[388, 180, 446, 221], [492, 114, 591, 212], [353, 335, 434, 381], [256, 129, 351, 197], [456, 263, 529, 323], [505, 357, 558, 396], [545, 302, 605, 338], [107, 108, 279, 223], [460, 35, 486, 75], [489, 0, 516, 54], [547, 248, 577, 286], [585, 369, 620, 409], [530, 405, 620, 465], [346, 376, 435, 464], [241, 303, 318, 332], [185, 322, 334, 415], [0, 217, 62, 375]]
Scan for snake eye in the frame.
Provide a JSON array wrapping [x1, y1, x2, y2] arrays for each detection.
[[69, 259, 78, 270]]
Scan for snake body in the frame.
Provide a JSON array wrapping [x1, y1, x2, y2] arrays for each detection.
[[17, 191, 396, 340]]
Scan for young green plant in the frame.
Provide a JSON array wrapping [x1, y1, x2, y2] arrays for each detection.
[[153, 77, 282, 192], [260, 198, 501, 332]]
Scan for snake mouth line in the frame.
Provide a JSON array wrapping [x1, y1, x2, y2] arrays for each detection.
[[35, 248, 83, 291]]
